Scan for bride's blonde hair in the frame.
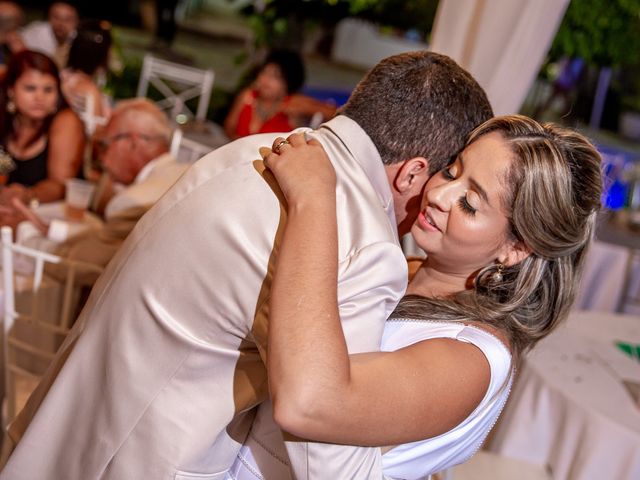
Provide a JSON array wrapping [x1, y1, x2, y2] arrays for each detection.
[[392, 115, 603, 356]]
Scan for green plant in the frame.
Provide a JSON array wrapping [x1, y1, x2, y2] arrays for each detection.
[[356, 0, 438, 35], [237, 0, 438, 51], [106, 57, 143, 101], [550, 0, 640, 67], [546, 0, 640, 125]]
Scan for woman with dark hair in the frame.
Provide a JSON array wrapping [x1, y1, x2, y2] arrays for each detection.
[[224, 49, 337, 139], [61, 19, 113, 125], [0, 49, 84, 209]]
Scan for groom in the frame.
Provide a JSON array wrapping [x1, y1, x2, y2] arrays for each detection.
[[1, 51, 492, 479]]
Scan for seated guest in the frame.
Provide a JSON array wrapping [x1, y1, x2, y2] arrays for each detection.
[[21, 1, 78, 69], [0, 50, 84, 223], [224, 49, 337, 139], [0, 1, 24, 76], [94, 98, 187, 218], [60, 19, 113, 128], [13, 98, 188, 285]]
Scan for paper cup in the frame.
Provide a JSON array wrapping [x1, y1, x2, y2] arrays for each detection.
[[65, 179, 95, 222]]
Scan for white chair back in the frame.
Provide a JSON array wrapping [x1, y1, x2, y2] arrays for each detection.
[[169, 129, 213, 163], [136, 54, 215, 121], [75, 93, 108, 137], [1, 226, 103, 423]]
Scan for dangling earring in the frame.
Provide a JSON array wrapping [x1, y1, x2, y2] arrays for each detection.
[[0, 146, 16, 175], [492, 262, 505, 283], [6, 99, 15, 114]]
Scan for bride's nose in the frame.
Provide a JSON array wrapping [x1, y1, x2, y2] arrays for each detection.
[[424, 180, 461, 212]]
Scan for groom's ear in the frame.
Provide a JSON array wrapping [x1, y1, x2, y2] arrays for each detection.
[[393, 157, 430, 194]]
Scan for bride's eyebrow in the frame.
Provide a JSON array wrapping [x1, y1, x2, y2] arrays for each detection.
[[469, 178, 490, 205], [459, 154, 490, 205]]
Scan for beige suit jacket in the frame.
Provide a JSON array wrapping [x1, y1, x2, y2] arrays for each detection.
[[1, 116, 407, 480]]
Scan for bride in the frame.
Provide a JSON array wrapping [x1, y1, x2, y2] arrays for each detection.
[[231, 114, 602, 479]]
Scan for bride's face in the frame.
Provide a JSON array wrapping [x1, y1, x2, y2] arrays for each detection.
[[411, 131, 515, 276]]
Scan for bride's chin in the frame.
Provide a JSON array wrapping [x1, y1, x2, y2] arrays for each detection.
[[409, 228, 433, 253]]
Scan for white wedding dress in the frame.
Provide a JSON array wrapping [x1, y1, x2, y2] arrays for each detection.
[[227, 320, 514, 480]]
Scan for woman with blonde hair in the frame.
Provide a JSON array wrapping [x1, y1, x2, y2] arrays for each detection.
[[234, 114, 603, 479]]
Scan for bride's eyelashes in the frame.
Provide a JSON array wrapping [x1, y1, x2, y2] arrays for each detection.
[[458, 196, 477, 216]]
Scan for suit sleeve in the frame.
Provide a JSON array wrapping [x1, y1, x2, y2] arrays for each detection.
[[336, 241, 408, 353]]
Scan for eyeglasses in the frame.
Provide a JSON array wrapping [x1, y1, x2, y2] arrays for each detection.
[[102, 132, 166, 147]]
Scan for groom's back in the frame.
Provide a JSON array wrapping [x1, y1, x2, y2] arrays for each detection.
[[2, 119, 406, 479]]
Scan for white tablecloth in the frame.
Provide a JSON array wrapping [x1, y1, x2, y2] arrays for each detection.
[[574, 239, 639, 313], [573, 215, 640, 314], [14, 201, 102, 258], [488, 311, 640, 480]]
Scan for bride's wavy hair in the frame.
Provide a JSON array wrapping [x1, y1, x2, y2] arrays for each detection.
[[391, 115, 603, 356]]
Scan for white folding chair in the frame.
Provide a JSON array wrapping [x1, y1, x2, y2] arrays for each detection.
[[169, 128, 213, 163], [74, 93, 108, 137], [136, 54, 215, 121], [0, 226, 103, 424]]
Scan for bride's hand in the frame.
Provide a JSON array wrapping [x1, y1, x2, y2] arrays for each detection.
[[262, 132, 336, 206]]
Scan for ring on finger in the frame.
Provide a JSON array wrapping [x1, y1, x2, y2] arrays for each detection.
[[273, 139, 290, 154]]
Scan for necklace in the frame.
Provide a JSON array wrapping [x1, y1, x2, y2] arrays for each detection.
[[255, 98, 283, 122]]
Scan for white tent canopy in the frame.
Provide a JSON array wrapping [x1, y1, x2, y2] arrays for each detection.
[[430, 0, 570, 115]]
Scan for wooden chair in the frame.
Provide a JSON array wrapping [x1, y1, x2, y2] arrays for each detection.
[[136, 54, 215, 121], [0, 226, 103, 424]]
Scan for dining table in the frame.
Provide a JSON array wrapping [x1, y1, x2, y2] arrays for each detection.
[[487, 310, 640, 480], [573, 212, 640, 314], [14, 201, 103, 255]]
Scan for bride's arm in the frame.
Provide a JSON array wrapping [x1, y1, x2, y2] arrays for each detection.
[[263, 134, 491, 447]]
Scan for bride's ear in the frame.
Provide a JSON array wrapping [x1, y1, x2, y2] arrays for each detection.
[[499, 240, 532, 267], [394, 157, 430, 194]]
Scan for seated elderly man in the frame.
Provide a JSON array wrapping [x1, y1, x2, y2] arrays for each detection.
[[17, 98, 189, 285]]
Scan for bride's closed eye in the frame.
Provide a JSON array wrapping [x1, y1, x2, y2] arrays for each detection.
[[457, 196, 477, 216], [441, 164, 457, 180], [441, 163, 477, 216]]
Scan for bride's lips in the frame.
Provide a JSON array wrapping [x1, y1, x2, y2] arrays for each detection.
[[416, 209, 441, 232]]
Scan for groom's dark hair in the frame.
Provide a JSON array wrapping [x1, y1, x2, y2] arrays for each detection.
[[340, 51, 493, 174]]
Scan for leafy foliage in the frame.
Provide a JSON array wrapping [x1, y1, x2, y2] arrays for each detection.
[[550, 0, 640, 67], [238, 0, 439, 50]]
